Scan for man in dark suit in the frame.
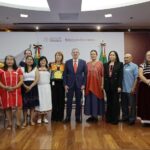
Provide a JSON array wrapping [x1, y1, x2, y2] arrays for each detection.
[[63, 48, 87, 123], [19, 49, 32, 67]]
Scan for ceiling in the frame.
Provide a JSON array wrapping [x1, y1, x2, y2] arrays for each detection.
[[0, 0, 150, 31]]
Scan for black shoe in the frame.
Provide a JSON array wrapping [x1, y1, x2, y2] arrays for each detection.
[[51, 118, 58, 122], [93, 117, 98, 123], [58, 118, 63, 122], [142, 123, 150, 127], [106, 120, 111, 123], [76, 118, 81, 123], [128, 121, 135, 126], [63, 118, 70, 123], [86, 117, 94, 122], [106, 118, 112, 123], [111, 121, 119, 125], [120, 118, 129, 122]]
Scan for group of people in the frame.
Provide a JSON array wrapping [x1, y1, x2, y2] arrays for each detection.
[[0, 50, 65, 130], [0, 48, 150, 130]]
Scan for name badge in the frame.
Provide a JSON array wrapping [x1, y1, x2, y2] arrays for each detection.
[[52, 81, 55, 86]]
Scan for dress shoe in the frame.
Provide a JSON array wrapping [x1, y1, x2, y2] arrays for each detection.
[[63, 118, 70, 123], [120, 118, 129, 122], [86, 117, 98, 123], [142, 123, 150, 127], [128, 121, 135, 126], [93, 117, 98, 123], [111, 121, 119, 125], [86, 117, 94, 122]]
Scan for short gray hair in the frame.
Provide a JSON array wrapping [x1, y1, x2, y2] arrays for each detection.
[[72, 48, 80, 53]]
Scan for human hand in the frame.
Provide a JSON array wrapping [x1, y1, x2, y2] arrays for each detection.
[[65, 85, 69, 93], [118, 87, 122, 93]]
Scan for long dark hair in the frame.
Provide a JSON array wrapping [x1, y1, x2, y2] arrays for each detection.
[[25, 56, 36, 73], [4, 55, 18, 71], [38, 56, 48, 69], [108, 50, 120, 63]]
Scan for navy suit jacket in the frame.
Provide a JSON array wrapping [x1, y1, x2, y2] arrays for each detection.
[[63, 59, 87, 89]]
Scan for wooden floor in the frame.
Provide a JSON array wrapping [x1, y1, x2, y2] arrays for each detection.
[[0, 113, 150, 150]]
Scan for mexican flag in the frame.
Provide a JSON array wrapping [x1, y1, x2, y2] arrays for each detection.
[[34, 44, 42, 66], [99, 43, 107, 64]]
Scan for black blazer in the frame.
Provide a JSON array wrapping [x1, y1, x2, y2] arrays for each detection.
[[104, 62, 123, 91]]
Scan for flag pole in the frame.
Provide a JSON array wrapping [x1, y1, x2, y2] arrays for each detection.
[[99, 41, 107, 64]]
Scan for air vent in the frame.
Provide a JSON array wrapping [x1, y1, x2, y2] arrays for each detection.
[[59, 13, 79, 20]]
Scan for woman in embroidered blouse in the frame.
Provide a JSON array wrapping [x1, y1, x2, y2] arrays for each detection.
[[84, 50, 105, 123], [0, 55, 23, 130], [36, 56, 52, 124], [49, 51, 65, 122]]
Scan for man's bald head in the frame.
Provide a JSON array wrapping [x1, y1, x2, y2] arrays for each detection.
[[124, 53, 133, 64]]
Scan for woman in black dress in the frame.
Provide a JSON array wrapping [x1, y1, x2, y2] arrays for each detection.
[[104, 51, 123, 125]]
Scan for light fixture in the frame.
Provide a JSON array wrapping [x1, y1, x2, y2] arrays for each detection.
[[67, 28, 70, 31], [128, 28, 131, 32], [6, 29, 11, 32], [96, 26, 101, 30], [35, 26, 39, 30], [128, 17, 133, 32], [81, 0, 150, 11], [20, 14, 28, 18], [0, 0, 50, 11], [105, 14, 112, 18]]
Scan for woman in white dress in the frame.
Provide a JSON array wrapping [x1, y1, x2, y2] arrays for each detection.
[[36, 56, 52, 124]]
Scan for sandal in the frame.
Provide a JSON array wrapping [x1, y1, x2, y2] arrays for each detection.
[[16, 124, 25, 129], [30, 121, 35, 126], [22, 122, 27, 127], [6, 125, 12, 130]]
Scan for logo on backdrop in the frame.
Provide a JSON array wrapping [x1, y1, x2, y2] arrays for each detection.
[[43, 37, 95, 43]]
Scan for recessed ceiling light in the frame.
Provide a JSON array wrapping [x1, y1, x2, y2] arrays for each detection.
[[81, 0, 150, 11], [35, 26, 39, 30], [67, 28, 70, 31], [96, 26, 101, 30], [105, 14, 112, 18], [6, 29, 11, 32], [128, 28, 131, 32], [20, 14, 28, 18]]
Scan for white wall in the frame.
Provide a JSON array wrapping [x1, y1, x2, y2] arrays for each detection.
[[0, 32, 124, 63]]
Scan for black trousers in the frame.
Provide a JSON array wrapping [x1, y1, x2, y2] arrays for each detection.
[[105, 88, 120, 123], [50, 79, 65, 121]]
